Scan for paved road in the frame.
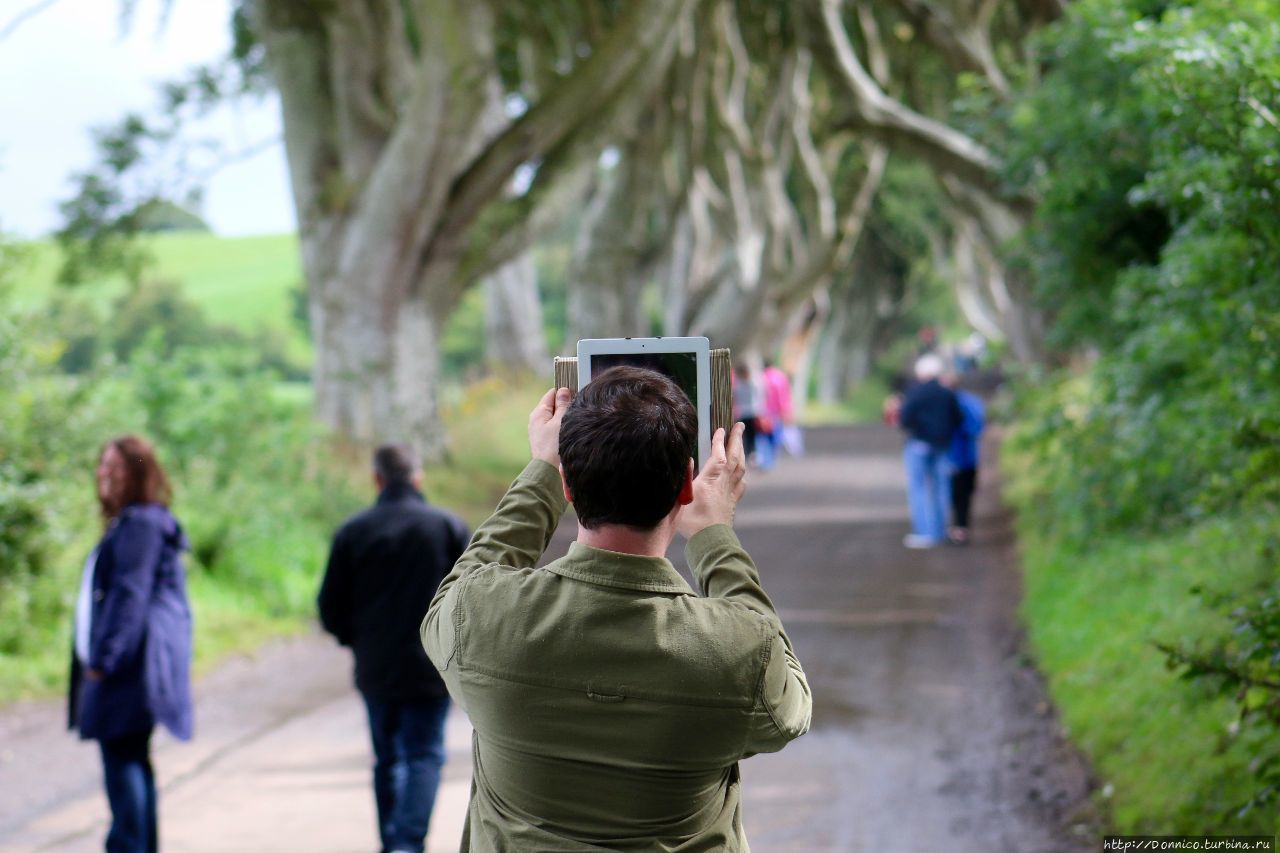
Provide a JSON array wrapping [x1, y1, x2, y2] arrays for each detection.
[[0, 424, 1094, 852]]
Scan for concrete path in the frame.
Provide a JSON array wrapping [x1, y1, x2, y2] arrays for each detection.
[[0, 424, 1095, 852]]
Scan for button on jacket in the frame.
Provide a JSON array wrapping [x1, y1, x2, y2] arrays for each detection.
[[320, 482, 470, 702], [421, 461, 812, 851]]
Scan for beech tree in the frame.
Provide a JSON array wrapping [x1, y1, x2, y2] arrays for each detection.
[[247, 0, 695, 455]]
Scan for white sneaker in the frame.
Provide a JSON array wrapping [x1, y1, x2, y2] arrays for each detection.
[[903, 534, 939, 549]]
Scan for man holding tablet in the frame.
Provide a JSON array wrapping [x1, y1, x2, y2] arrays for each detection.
[[421, 366, 811, 851]]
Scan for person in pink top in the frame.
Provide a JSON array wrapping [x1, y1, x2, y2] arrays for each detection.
[[760, 360, 798, 466]]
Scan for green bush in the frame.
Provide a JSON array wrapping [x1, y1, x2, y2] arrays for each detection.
[[1002, 0, 1280, 830]]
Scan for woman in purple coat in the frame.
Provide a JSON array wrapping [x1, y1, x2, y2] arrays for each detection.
[[69, 435, 192, 853]]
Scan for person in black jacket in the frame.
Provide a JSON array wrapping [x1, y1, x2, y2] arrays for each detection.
[[319, 444, 470, 853], [898, 354, 963, 549]]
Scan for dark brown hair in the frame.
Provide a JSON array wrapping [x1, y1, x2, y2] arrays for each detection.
[[98, 435, 172, 520], [559, 366, 696, 530], [373, 443, 418, 485]]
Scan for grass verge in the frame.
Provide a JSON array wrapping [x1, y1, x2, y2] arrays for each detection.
[[1007, 446, 1279, 835]]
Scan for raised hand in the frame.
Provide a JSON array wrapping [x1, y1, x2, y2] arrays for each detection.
[[529, 387, 573, 467], [677, 423, 748, 538]]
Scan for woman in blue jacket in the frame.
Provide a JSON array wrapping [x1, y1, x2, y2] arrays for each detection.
[[945, 381, 986, 544], [69, 435, 192, 853]]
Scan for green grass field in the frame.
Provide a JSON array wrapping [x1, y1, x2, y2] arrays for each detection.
[[18, 232, 310, 358]]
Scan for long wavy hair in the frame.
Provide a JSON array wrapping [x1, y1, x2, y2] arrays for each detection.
[[98, 435, 172, 522]]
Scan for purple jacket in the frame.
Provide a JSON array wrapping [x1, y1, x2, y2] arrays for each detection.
[[68, 503, 193, 742]]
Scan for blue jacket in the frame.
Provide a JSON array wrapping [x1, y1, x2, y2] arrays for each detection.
[[900, 379, 963, 449], [68, 503, 193, 742], [949, 391, 986, 470]]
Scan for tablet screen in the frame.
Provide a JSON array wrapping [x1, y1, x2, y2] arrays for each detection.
[[577, 336, 711, 468], [590, 352, 699, 412]]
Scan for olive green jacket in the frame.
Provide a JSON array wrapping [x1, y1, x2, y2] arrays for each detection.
[[421, 460, 811, 852]]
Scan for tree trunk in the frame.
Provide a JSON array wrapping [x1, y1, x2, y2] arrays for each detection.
[[813, 284, 881, 403], [814, 305, 849, 405], [567, 154, 658, 341], [812, 229, 907, 403], [940, 175, 1043, 361], [949, 217, 1006, 343], [311, 270, 447, 456], [484, 252, 548, 374]]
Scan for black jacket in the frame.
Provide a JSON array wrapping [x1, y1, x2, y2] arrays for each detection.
[[318, 483, 470, 701], [900, 379, 963, 450]]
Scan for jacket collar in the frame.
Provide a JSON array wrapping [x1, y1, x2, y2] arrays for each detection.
[[376, 481, 426, 506], [546, 542, 694, 595]]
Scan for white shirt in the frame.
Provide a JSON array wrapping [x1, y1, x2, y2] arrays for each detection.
[[75, 548, 99, 665]]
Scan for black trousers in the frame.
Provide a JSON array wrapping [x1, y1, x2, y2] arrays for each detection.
[[950, 466, 978, 529], [741, 417, 758, 457]]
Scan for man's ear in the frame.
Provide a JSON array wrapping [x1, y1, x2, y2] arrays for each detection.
[[560, 463, 573, 503], [677, 458, 695, 506]]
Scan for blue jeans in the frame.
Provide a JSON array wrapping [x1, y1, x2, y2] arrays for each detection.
[[363, 695, 450, 853], [99, 728, 157, 853], [904, 439, 951, 543], [756, 426, 777, 470]]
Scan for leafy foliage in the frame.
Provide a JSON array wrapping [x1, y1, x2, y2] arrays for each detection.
[[1008, 0, 1280, 534], [1003, 0, 1280, 826], [1003, 2, 1169, 349], [1159, 575, 1280, 820]]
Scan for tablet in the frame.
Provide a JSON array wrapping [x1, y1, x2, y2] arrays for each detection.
[[576, 336, 712, 467]]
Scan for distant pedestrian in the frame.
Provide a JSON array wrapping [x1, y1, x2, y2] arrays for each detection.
[[882, 392, 903, 428], [319, 444, 470, 853], [916, 325, 939, 356], [732, 363, 764, 462], [898, 354, 963, 549], [70, 435, 193, 853], [942, 374, 986, 544], [761, 360, 798, 464]]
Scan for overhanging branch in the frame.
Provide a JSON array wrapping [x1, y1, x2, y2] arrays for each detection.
[[440, 0, 693, 237], [809, 0, 1014, 198]]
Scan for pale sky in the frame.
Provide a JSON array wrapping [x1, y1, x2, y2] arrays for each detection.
[[0, 0, 295, 238]]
